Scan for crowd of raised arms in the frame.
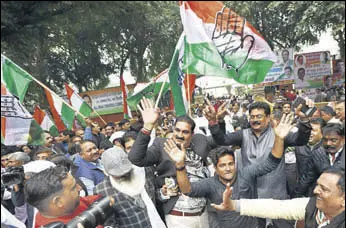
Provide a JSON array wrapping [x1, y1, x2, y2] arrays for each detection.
[[1, 84, 345, 228]]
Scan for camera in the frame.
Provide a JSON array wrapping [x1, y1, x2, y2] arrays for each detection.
[[1, 166, 25, 189], [44, 196, 115, 228], [292, 97, 316, 118]]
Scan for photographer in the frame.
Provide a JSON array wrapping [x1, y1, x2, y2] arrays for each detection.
[[2, 152, 31, 225], [24, 165, 104, 227]]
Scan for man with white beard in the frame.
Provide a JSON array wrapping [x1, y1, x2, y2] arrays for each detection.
[[94, 147, 166, 228]]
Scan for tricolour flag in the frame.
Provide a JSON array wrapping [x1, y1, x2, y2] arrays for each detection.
[[180, 1, 276, 84], [120, 75, 132, 119], [127, 69, 170, 108], [168, 33, 197, 117], [33, 105, 59, 137], [45, 88, 75, 132], [1, 83, 44, 146], [1, 54, 33, 102], [64, 83, 93, 117]]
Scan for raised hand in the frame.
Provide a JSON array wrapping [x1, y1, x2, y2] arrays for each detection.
[[216, 101, 229, 122], [137, 98, 160, 130], [202, 98, 217, 122], [164, 139, 186, 167], [211, 183, 236, 211], [294, 98, 315, 121], [273, 113, 294, 139]]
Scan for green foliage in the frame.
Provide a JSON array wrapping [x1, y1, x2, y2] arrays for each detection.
[[1, 1, 182, 109]]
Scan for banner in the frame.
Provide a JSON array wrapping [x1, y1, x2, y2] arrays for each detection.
[[294, 51, 332, 89], [332, 59, 345, 86], [258, 48, 294, 86]]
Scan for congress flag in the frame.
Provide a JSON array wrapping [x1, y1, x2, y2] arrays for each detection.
[[180, 1, 276, 84], [1, 83, 44, 145]]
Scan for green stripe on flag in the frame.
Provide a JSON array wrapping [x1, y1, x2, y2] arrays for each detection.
[[183, 41, 274, 84], [61, 103, 75, 130], [2, 58, 33, 102], [168, 48, 187, 117], [80, 102, 93, 117], [28, 120, 45, 145], [49, 125, 59, 137], [76, 113, 87, 128], [127, 83, 170, 108]]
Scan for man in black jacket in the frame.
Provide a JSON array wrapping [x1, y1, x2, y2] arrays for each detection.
[[294, 118, 325, 197], [295, 123, 345, 197], [128, 98, 218, 228]]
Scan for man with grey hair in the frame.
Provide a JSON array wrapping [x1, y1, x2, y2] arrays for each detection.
[[6, 152, 31, 167], [94, 147, 166, 228]]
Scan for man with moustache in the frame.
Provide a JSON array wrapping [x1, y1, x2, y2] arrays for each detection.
[[128, 98, 218, 228], [165, 113, 294, 228], [294, 123, 345, 197], [212, 167, 345, 228], [204, 101, 312, 228], [73, 140, 105, 195]]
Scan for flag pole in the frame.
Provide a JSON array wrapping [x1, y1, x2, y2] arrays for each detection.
[[155, 74, 169, 109], [187, 74, 192, 117], [2, 55, 89, 121], [91, 109, 107, 125]]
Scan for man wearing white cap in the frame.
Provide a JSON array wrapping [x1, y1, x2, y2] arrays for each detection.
[[94, 147, 166, 228]]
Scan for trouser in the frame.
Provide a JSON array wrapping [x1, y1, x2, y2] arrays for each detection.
[[285, 163, 297, 199], [165, 209, 209, 228], [257, 218, 295, 228]]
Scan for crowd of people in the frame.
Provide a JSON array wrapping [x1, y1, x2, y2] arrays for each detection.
[[1, 84, 345, 228]]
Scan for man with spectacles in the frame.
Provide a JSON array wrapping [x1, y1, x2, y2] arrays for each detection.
[[73, 140, 105, 195], [204, 101, 312, 228]]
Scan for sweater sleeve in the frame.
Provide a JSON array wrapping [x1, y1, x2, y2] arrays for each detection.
[[238, 197, 310, 220], [209, 123, 243, 146]]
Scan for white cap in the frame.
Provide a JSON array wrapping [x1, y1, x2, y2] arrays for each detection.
[[109, 131, 125, 144], [23, 160, 56, 174]]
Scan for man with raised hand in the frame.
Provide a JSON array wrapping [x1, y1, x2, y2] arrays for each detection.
[[165, 113, 295, 228], [212, 167, 345, 228], [204, 99, 312, 228], [128, 98, 218, 228]]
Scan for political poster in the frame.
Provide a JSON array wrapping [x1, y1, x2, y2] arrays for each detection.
[[258, 48, 294, 86], [294, 51, 332, 89], [79, 84, 135, 115], [332, 59, 345, 86]]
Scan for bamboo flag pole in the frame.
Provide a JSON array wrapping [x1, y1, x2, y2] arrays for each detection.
[[187, 74, 192, 117], [2, 54, 107, 125], [155, 74, 169, 109], [89, 107, 107, 125]]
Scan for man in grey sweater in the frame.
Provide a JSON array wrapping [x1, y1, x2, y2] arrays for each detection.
[[204, 101, 312, 228]]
